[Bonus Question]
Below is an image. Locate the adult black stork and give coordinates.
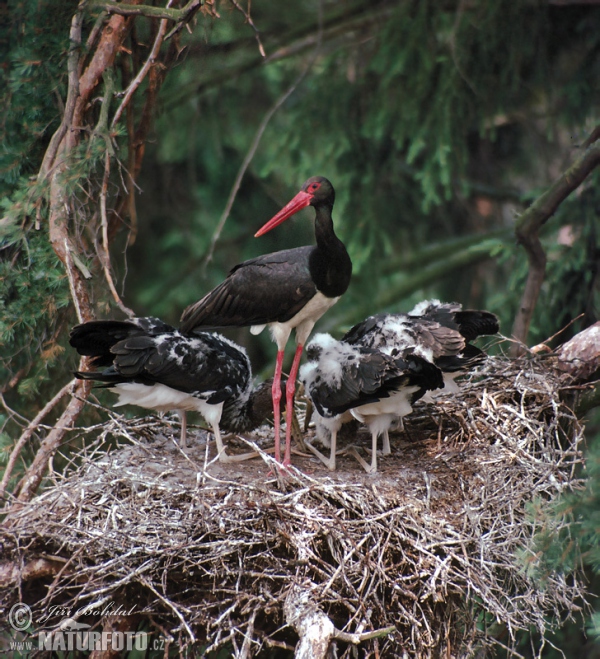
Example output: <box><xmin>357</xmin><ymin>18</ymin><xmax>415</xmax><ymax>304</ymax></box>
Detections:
<box><xmin>180</xmin><ymin>176</ymin><xmax>352</xmax><ymax>468</ymax></box>
<box><xmin>69</xmin><ymin>317</ymin><xmax>274</xmax><ymax>462</ymax></box>
<box><xmin>300</xmin><ymin>333</ymin><xmax>443</xmax><ymax>472</ymax></box>
<box><xmin>342</xmin><ymin>299</ymin><xmax>499</xmax><ymax>403</ymax></box>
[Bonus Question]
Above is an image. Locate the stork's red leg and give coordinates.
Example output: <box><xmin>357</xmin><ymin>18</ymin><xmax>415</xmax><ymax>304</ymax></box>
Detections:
<box><xmin>283</xmin><ymin>343</ymin><xmax>304</xmax><ymax>467</ymax></box>
<box><xmin>272</xmin><ymin>350</ymin><xmax>285</xmax><ymax>463</ymax></box>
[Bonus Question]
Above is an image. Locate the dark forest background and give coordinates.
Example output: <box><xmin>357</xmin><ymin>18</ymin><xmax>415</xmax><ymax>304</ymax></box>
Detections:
<box><xmin>2</xmin><ymin>0</ymin><xmax>600</xmax><ymax>655</ymax></box>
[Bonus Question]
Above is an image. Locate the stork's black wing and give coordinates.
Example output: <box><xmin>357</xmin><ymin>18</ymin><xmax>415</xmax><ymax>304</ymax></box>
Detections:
<box><xmin>69</xmin><ymin>318</ymin><xmax>175</xmax><ymax>367</ymax></box>
<box><xmin>434</xmin><ymin>344</ymin><xmax>486</xmax><ymax>373</ymax></box>
<box><xmin>453</xmin><ymin>310</ymin><xmax>499</xmax><ymax>341</ymax></box>
<box><xmin>307</xmin><ymin>349</ymin><xmax>398</xmax><ymax>417</ymax></box>
<box><xmin>308</xmin><ymin>349</ymin><xmax>443</xmax><ymax>418</ymax></box>
<box><xmin>409</xmin><ymin>302</ymin><xmax>499</xmax><ymax>341</ymax></box>
<box><xmin>180</xmin><ymin>247</ymin><xmax>317</xmax><ymax>333</ymax></box>
<box><xmin>342</xmin><ymin>313</ymin><xmax>466</xmax><ymax>359</ymax></box>
<box><xmin>111</xmin><ymin>332</ymin><xmax>250</xmax><ymax>403</ymax></box>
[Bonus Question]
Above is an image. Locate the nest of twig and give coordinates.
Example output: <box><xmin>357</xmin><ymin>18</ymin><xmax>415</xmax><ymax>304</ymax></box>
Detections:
<box><xmin>0</xmin><ymin>355</ymin><xmax>589</xmax><ymax>658</ymax></box>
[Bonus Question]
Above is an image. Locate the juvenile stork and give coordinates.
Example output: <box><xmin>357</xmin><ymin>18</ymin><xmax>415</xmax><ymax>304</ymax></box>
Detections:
<box><xmin>70</xmin><ymin>317</ymin><xmax>274</xmax><ymax>462</ymax></box>
<box><xmin>300</xmin><ymin>333</ymin><xmax>443</xmax><ymax>472</ymax></box>
<box><xmin>342</xmin><ymin>300</ymin><xmax>499</xmax><ymax>403</ymax></box>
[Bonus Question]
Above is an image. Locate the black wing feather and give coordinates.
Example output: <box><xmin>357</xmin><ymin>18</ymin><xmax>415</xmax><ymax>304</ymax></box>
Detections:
<box><xmin>343</xmin><ymin>313</ymin><xmax>466</xmax><ymax>359</ymax></box>
<box><xmin>343</xmin><ymin>304</ymin><xmax>499</xmax><ymax>361</ymax></box>
<box><xmin>409</xmin><ymin>302</ymin><xmax>499</xmax><ymax>341</ymax></box>
<box><xmin>453</xmin><ymin>310</ymin><xmax>500</xmax><ymax>341</ymax></box>
<box><xmin>180</xmin><ymin>247</ymin><xmax>317</xmax><ymax>332</ymax></box>
<box><xmin>69</xmin><ymin>318</ymin><xmax>175</xmax><ymax>367</ymax></box>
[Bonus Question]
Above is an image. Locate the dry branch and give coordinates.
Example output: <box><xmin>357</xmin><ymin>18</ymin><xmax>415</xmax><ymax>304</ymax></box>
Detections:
<box><xmin>0</xmin><ymin>558</ymin><xmax>66</xmax><ymax>589</ymax></box>
<box><xmin>0</xmin><ymin>379</ymin><xmax>77</xmax><ymax>501</ymax></box>
<box><xmin>38</xmin><ymin>3</ymin><xmax>130</xmax><ymax>511</ymax></box>
<box><xmin>203</xmin><ymin>65</ymin><xmax>315</xmax><ymax>270</ymax></box>
<box><xmin>284</xmin><ymin>583</ymin><xmax>334</xmax><ymax>659</ymax></box>
<box><xmin>12</xmin><ymin>379</ymin><xmax>92</xmax><ymax>505</ymax></box>
<box><xmin>93</xmin><ymin>0</ymin><xmax>202</xmax><ymax>22</ymax></box>
<box><xmin>510</xmin><ymin>130</ymin><xmax>600</xmax><ymax>356</ymax></box>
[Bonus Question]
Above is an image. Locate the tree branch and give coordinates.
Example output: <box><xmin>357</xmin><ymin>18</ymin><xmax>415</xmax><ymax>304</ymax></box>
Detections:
<box><xmin>108</xmin><ymin>19</ymin><xmax>180</xmax><ymax>244</ymax></box>
<box><xmin>510</xmin><ymin>132</ymin><xmax>600</xmax><ymax>356</ymax></box>
<box><xmin>38</xmin><ymin>2</ymin><xmax>86</xmax><ymax>181</ymax></box>
<box><xmin>382</xmin><ymin>228</ymin><xmax>510</xmax><ymax>275</ymax></box>
<box><xmin>165</xmin><ymin>3</ymin><xmax>395</xmax><ymax>111</ymax></box>
<box><xmin>284</xmin><ymin>583</ymin><xmax>334</xmax><ymax>659</ymax></box>
<box><xmin>12</xmin><ymin>380</ymin><xmax>92</xmax><ymax>506</ymax></box>
<box><xmin>0</xmin><ymin>558</ymin><xmax>67</xmax><ymax>588</ymax></box>
<box><xmin>93</xmin><ymin>0</ymin><xmax>203</xmax><ymax>22</ymax></box>
<box><xmin>576</xmin><ymin>383</ymin><xmax>600</xmax><ymax>416</ymax></box>
<box><xmin>333</xmin><ymin>624</ymin><xmax>396</xmax><ymax>644</ymax></box>
<box><xmin>111</xmin><ymin>6</ymin><xmax>170</xmax><ymax>128</ymax></box>
<box><xmin>0</xmin><ymin>380</ymin><xmax>76</xmax><ymax>503</ymax></box>
<box><xmin>202</xmin><ymin>66</ymin><xmax>313</xmax><ymax>271</ymax></box>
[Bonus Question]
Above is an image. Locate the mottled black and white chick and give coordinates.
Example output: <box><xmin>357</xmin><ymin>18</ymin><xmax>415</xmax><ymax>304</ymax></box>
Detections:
<box><xmin>299</xmin><ymin>333</ymin><xmax>443</xmax><ymax>472</ymax></box>
<box><xmin>69</xmin><ymin>317</ymin><xmax>273</xmax><ymax>462</ymax></box>
<box><xmin>342</xmin><ymin>300</ymin><xmax>499</xmax><ymax>406</ymax></box>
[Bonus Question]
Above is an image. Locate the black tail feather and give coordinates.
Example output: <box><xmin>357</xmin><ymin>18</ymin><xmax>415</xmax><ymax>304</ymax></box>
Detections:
<box><xmin>453</xmin><ymin>310</ymin><xmax>499</xmax><ymax>342</ymax></box>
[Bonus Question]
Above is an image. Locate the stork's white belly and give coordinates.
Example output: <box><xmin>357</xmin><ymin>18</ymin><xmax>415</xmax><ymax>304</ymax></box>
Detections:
<box><xmin>252</xmin><ymin>292</ymin><xmax>340</xmax><ymax>350</ymax></box>
<box><xmin>351</xmin><ymin>385</ymin><xmax>419</xmax><ymax>421</ymax></box>
<box><xmin>110</xmin><ymin>382</ymin><xmax>224</xmax><ymax>426</ymax></box>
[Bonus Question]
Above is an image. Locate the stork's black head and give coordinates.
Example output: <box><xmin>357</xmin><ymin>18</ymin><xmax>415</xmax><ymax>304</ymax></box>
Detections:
<box><xmin>255</xmin><ymin>176</ymin><xmax>336</xmax><ymax>237</ymax></box>
<box><xmin>302</xmin><ymin>176</ymin><xmax>335</xmax><ymax>208</ymax></box>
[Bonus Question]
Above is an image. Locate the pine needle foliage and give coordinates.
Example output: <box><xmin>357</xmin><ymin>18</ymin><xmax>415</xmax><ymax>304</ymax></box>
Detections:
<box><xmin>0</xmin><ymin>0</ymin><xmax>72</xmax><ymax>192</ymax></box>
<box><xmin>0</xmin><ymin>1</ymin><xmax>78</xmax><ymax>422</ymax></box>
<box><xmin>525</xmin><ymin>418</ymin><xmax>600</xmax><ymax>650</ymax></box>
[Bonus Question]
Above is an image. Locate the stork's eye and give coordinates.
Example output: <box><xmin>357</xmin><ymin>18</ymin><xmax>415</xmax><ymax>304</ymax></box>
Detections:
<box><xmin>310</xmin><ymin>182</ymin><xmax>320</xmax><ymax>191</ymax></box>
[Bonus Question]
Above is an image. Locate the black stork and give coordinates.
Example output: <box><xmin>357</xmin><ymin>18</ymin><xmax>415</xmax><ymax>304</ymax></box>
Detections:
<box><xmin>180</xmin><ymin>176</ymin><xmax>352</xmax><ymax>468</ymax></box>
<box><xmin>300</xmin><ymin>333</ymin><xmax>443</xmax><ymax>472</ymax></box>
<box><xmin>69</xmin><ymin>317</ymin><xmax>274</xmax><ymax>462</ymax></box>
<box><xmin>342</xmin><ymin>299</ymin><xmax>499</xmax><ymax>402</ymax></box>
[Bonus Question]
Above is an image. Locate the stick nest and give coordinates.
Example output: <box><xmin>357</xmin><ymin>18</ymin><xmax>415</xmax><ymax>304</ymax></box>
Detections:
<box><xmin>0</xmin><ymin>356</ymin><xmax>589</xmax><ymax>657</ymax></box>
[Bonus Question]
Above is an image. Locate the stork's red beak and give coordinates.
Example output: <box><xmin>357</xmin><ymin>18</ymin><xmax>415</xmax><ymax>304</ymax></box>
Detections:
<box><xmin>255</xmin><ymin>190</ymin><xmax>313</xmax><ymax>237</ymax></box>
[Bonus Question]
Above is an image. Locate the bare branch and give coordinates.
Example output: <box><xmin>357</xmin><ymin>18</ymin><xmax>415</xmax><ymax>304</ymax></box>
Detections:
<box><xmin>510</xmin><ymin>130</ymin><xmax>600</xmax><ymax>356</ymax></box>
<box><xmin>93</xmin><ymin>0</ymin><xmax>202</xmax><ymax>22</ymax></box>
<box><xmin>202</xmin><ymin>73</ymin><xmax>309</xmax><ymax>270</ymax></box>
<box><xmin>38</xmin><ymin>2</ymin><xmax>86</xmax><ymax>181</ymax></box>
<box><xmin>12</xmin><ymin>380</ymin><xmax>92</xmax><ymax>506</ymax></box>
<box><xmin>284</xmin><ymin>583</ymin><xmax>334</xmax><ymax>659</ymax></box>
<box><xmin>0</xmin><ymin>380</ymin><xmax>77</xmax><ymax>502</ymax></box>
<box><xmin>111</xmin><ymin>7</ymin><xmax>170</xmax><ymax>128</ymax></box>
<box><xmin>202</xmin><ymin>3</ymin><xmax>324</xmax><ymax>269</ymax></box>
<box><xmin>0</xmin><ymin>557</ymin><xmax>66</xmax><ymax>589</ymax></box>
<box><xmin>100</xmin><ymin>150</ymin><xmax>136</xmax><ymax>316</ymax></box>
<box><xmin>0</xmin><ymin>356</ymin><xmax>587</xmax><ymax>656</ymax></box>
<box><xmin>333</xmin><ymin>624</ymin><xmax>397</xmax><ymax>644</ymax></box>
<box><xmin>229</xmin><ymin>0</ymin><xmax>266</xmax><ymax>57</ymax></box>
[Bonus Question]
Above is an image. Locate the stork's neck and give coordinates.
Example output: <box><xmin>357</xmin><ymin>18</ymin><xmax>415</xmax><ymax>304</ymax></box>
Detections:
<box><xmin>314</xmin><ymin>203</ymin><xmax>337</xmax><ymax>248</ymax></box>
<box><xmin>310</xmin><ymin>204</ymin><xmax>352</xmax><ymax>298</ymax></box>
